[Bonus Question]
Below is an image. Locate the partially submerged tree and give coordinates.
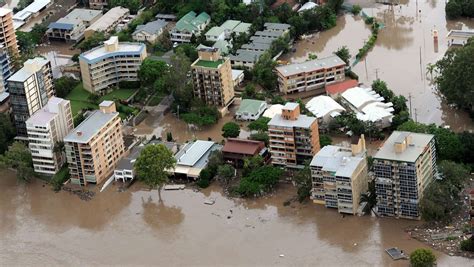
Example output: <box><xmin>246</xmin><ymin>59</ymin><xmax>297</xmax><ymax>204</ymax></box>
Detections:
<box><xmin>0</xmin><ymin>142</ymin><xmax>34</xmax><ymax>182</ymax></box>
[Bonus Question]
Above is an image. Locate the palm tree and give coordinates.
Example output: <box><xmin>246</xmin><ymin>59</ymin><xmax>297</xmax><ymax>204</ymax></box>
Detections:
<box><xmin>426</xmin><ymin>63</ymin><xmax>437</xmax><ymax>80</ymax></box>
<box><xmin>360</xmin><ymin>180</ymin><xmax>377</xmax><ymax>215</ymax></box>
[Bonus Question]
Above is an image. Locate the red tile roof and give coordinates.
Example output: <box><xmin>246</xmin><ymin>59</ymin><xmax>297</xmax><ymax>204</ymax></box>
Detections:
<box><xmin>326</xmin><ymin>79</ymin><xmax>358</xmax><ymax>95</ymax></box>
<box><xmin>222</xmin><ymin>138</ymin><xmax>265</xmax><ymax>155</ymax></box>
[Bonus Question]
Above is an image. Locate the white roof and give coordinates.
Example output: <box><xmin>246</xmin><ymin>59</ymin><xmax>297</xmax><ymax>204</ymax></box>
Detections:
<box><xmin>86</xmin><ymin>6</ymin><xmax>129</xmax><ymax>32</ymax></box>
<box><xmin>342</xmin><ymin>86</ymin><xmax>394</xmax><ymax>123</ymax></box>
<box><xmin>13</xmin><ymin>0</ymin><xmax>51</xmax><ymax>21</ymax></box>
<box><xmin>275</xmin><ymin>55</ymin><xmax>345</xmax><ymax>77</ymax></box>
<box><xmin>375</xmin><ymin>131</ymin><xmax>435</xmax><ymax>162</ymax></box>
<box><xmin>176</xmin><ymin>140</ymin><xmax>214</xmax><ymax>167</ymax></box>
<box><xmin>268</xmin><ymin>112</ymin><xmax>316</xmax><ymax>129</ymax></box>
<box><xmin>298</xmin><ymin>2</ymin><xmax>318</xmax><ymax>12</ymax></box>
<box><xmin>310</xmin><ymin>145</ymin><xmax>365</xmax><ymax>178</ymax></box>
<box><xmin>263</xmin><ymin>104</ymin><xmax>284</xmax><ymax>118</ymax></box>
<box><xmin>0</xmin><ymin>8</ymin><xmax>12</xmax><ymax>17</ymax></box>
<box><xmin>306</xmin><ymin>95</ymin><xmax>345</xmax><ymax>118</ymax></box>
<box><xmin>231</xmin><ymin>69</ymin><xmax>244</xmax><ymax>81</ymax></box>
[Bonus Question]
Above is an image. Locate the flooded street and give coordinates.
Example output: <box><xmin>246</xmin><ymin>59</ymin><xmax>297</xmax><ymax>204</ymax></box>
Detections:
<box><xmin>1</xmin><ymin>170</ymin><xmax>472</xmax><ymax>266</ymax></box>
<box><xmin>281</xmin><ymin>0</ymin><xmax>474</xmax><ymax>132</ymax></box>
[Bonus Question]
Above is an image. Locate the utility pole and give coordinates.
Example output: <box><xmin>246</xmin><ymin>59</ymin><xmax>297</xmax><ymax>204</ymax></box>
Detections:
<box><xmin>414</xmin><ymin>108</ymin><xmax>418</xmax><ymax>123</ymax></box>
<box><xmin>375</xmin><ymin>68</ymin><xmax>379</xmax><ymax>80</ymax></box>
<box><xmin>419</xmin><ymin>46</ymin><xmax>423</xmax><ymax>81</ymax></box>
<box><xmin>177</xmin><ymin>105</ymin><xmax>180</xmax><ymax>120</ymax></box>
<box><xmin>408</xmin><ymin>93</ymin><xmax>413</xmax><ymax>119</ymax></box>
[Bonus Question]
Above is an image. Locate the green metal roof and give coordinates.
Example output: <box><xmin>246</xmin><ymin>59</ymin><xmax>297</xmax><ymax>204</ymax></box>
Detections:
<box><xmin>194</xmin><ymin>59</ymin><xmax>224</xmax><ymax>68</ymax></box>
<box><xmin>221</xmin><ymin>20</ymin><xmax>241</xmax><ymax>30</ymax></box>
<box><xmin>213</xmin><ymin>40</ymin><xmax>230</xmax><ymax>54</ymax></box>
<box><xmin>237</xmin><ymin>99</ymin><xmax>266</xmax><ymax>115</ymax></box>
<box><xmin>205</xmin><ymin>26</ymin><xmax>225</xmax><ymax>37</ymax></box>
<box><xmin>175</xmin><ymin>11</ymin><xmax>209</xmax><ymax>32</ymax></box>
<box><xmin>233</xmin><ymin>22</ymin><xmax>251</xmax><ymax>33</ymax></box>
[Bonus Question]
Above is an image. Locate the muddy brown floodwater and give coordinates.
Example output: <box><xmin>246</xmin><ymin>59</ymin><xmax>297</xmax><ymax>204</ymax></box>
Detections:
<box><xmin>1</xmin><ymin>170</ymin><xmax>472</xmax><ymax>266</ymax></box>
<box><xmin>281</xmin><ymin>0</ymin><xmax>474</xmax><ymax>132</ymax></box>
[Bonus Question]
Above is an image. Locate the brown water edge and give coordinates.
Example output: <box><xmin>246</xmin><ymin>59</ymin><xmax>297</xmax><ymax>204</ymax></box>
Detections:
<box><xmin>281</xmin><ymin>1</ymin><xmax>474</xmax><ymax>132</ymax></box>
<box><xmin>1</xmin><ymin>170</ymin><xmax>472</xmax><ymax>266</ymax></box>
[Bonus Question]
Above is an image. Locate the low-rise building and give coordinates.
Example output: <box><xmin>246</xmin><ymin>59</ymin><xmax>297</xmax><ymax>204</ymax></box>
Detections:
<box><xmin>26</xmin><ymin>97</ymin><xmax>73</xmax><ymax>175</ymax></box>
<box><xmin>306</xmin><ymin>95</ymin><xmax>345</xmax><ymax>126</ymax></box>
<box><xmin>12</xmin><ymin>0</ymin><xmax>51</xmax><ymax>30</ymax></box>
<box><xmin>447</xmin><ymin>30</ymin><xmax>474</xmax><ymax>46</ymax></box>
<box><xmin>88</xmin><ymin>0</ymin><xmax>107</xmax><ymax>10</ymax></box>
<box><xmin>374</xmin><ymin>131</ymin><xmax>437</xmax><ymax>220</ymax></box>
<box><xmin>191</xmin><ymin>48</ymin><xmax>235</xmax><ymax>110</ymax></box>
<box><xmin>205</xmin><ymin>19</ymin><xmax>251</xmax><ymax>42</ymax></box>
<box><xmin>47</xmin><ymin>8</ymin><xmax>102</xmax><ymax>42</ymax></box>
<box><xmin>132</xmin><ymin>19</ymin><xmax>168</xmax><ymax>43</ymax></box>
<box><xmin>8</xmin><ymin>57</ymin><xmax>53</xmax><ymax>137</ymax></box>
<box><xmin>268</xmin><ymin>102</ymin><xmax>320</xmax><ymax>168</ymax></box>
<box><xmin>231</xmin><ymin>69</ymin><xmax>244</xmax><ymax>87</ymax></box>
<box><xmin>79</xmin><ymin>36</ymin><xmax>147</xmax><ymax>94</ymax></box>
<box><xmin>341</xmin><ymin>86</ymin><xmax>394</xmax><ymax>128</ymax></box>
<box><xmin>155</xmin><ymin>14</ymin><xmax>177</xmax><ymax>22</ymax></box>
<box><xmin>222</xmin><ymin>138</ymin><xmax>269</xmax><ymax>167</ymax></box>
<box><xmin>64</xmin><ymin>101</ymin><xmax>125</xmax><ymax>186</ymax></box>
<box><xmin>310</xmin><ymin>135</ymin><xmax>368</xmax><ymax>214</ymax></box>
<box><xmin>235</xmin><ymin>99</ymin><xmax>267</xmax><ymax>121</ymax></box>
<box><xmin>84</xmin><ymin>6</ymin><xmax>130</xmax><ymax>39</ymax></box>
<box><xmin>297</xmin><ymin>2</ymin><xmax>318</xmax><ymax>13</ymax></box>
<box><xmin>205</xmin><ymin>26</ymin><xmax>226</xmax><ymax>42</ymax></box>
<box><xmin>171</xmin><ymin>11</ymin><xmax>210</xmax><ymax>43</ymax></box>
<box><xmin>275</xmin><ymin>55</ymin><xmax>346</xmax><ymax>95</ymax></box>
<box><xmin>170</xmin><ymin>140</ymin><xmax>222</xmax><ymax>179</ymax></box>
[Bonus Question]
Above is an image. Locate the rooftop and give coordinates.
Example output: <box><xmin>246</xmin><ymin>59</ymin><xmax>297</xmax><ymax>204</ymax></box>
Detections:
<box><xmin>8</xmin><ymin>57</ymin><xmax>49</xmax><ymax>82</ymax></box>
<box><xmin>116</xmin><ymin>146</ymin><xmax>144</xmax><ymax>170</ymax></box>
<box><xmin>231</xmin><ymin>69</ymin><xmax>244</xmax><ymax>80</ymax></box>
<box><xmin>230</xmin><ymin>50</ymin><xmax>264</xmax><ymax>63</ymax></box>
<box><xmin>374</xmin><ymin>131</ymin><xmax>435</xmax><ymax>162</ymax></box>
<box><xmin>298</xmin><ymin>2</ymin><xmax>318</xmax><ymax>12</ymax></box>
<box><xmin>86</xmin><ymin>6</ymin><xmax>129</xmax><ymax>32</ymax></box>
<box><xmin>175</xmin><ymin>11</ymin><xmax>210</xmax><ymax>32</ymax></box>
<box><xmin>268</xmin><ymin>112</ymin><xmax>316</xmax><ymax>128</ymax></box>
<box><xmin>13</xmin><ymin>0</ymin><xmax>51</xmax><ymax>22</ymax></box>
<box><xmin>250</xmin><ymin>36</ymin><xmax>275</xmax><ymax>44</ymax></box>
<box><xmin>241</xmin><ymin>42</ymin><xmax>271</xmax><ymax>51</ymax></box>
<box><xmin>284</xmin><ymin>102</ymin><xmax>299</xmax><ymax>110</ymax></box>
<box><xmin>222</xmin><ymin>138</ymin><xmax>265</xmax><ymax>155</ymax></box>
<box><xmin>79</xmin><ymin>37</ymin><xmax>145</xmax><ymax>64</ymax></box>
<box><xmin>64</xmin><ymin>109</ymin><xmax>118</xmax><ymax>144</ymax></box>
<box><xmin>133</xmin><ymin>19</ymin><xmax>168</xmax><ymax>35</ymax></box>
<box><xmin>310</xmin><ymin>145</ymin><xmax>365</xmax><ymax>178</ymax></box>
<box><xmin>341</xmin><ymin>86</ymin><xmax>394</xmax><ymax>122</ymax></box>
<box><xmin>49</xmin><ymin>8</ymin><xmax>101</xmax><ymax>29</ymax></box>
<box><xmin>326</xmin><ymin>79</ymin><xmax>358</xmax><ymax>95</ymax></box>
<box><xmin>175</xmin><ymin>140</ymin><xmax>215</xmax><ymax>167</ymax></box>
<box><xmin>263</xmin><ymin>104</ymin><xmax>284</xmax><ymax>118</ymax></box>
<box><xmin>221</xmin><ymin>20</ymin><xmax>241</xmax><ymax>31</ymax></box>
<box><xmin>205</xmin><ymin>26</ymin><xmax>225</xmax><ymax>37</ymax></box>
<box><xmin>0</xmin><ymin>8</ymin><xmax>11</xmax><ymax>17</ymax></box>
<box><xmin>447</xmin><ymin>29</ymin><xmax>474</xmax><ymax>38</ymax></box>
<box><xmin>306</xmin><ymin>95</ymin><xmax>345</xmax><ymax>118</ymax></box>
<box><xmin>276</xmin><ymin>55</ymin><xmax>345</xmax><ymax>77</ymax></box>
<box><xmin>255</xmin><ymin>30</ymin><xmax>284</xmax><ymax>38</ymax></box>
<box><xmin>236</xmin><ymin>99</ymin><xmax>266</xmax><ymax>115</ymax></box>
<box><xmin>193</xmin><ymin>59</ymin><xmax>225</xmax><ymax>68</ymax></box>
<box><xmin>233</xmin><ymin>22</ymin><xmax>251</xmax><ymax>33</ymax></box>
<box><xmin>264</xmin><ymin>22</ymin><xmax>291</xmax><ymax>31</ymax></box>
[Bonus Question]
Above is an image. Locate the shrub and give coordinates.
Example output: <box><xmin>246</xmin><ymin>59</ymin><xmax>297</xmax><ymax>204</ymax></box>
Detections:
<box><xmin>409</xmin><ymin>248</ymin><xmax>436</xmax><ymax>267</ymax></box>
<box><xmin>197</xmin><ymin>178</ymin><xmax>210</xmax><ymax>188</ymax></box>
<box><xmin>460</xmin><ymin>238</ymin><xmax>474</xmax><ymax>252</ymax></box>
<box><xmin>351</xmin><ymin>4</ymin><xmax>362</xmax><ymax>15</ymax></box>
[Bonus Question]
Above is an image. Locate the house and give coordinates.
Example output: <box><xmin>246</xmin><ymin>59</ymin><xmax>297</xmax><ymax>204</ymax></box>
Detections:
<box><xmin>132</xmin><ymin>19</ymin><xmax>168</xmax><ymax>43</ymax></box>
<box><xmin>447</xmin><ymin>30</ymin><xmax>474</xmax><ymax>46</ymax></box>
<box><xmin>171</xmin><ymin>11</ymin><xmax>210</xmax><ymax>43</ymax></box>
<box><xmin>341</xmin><ymin>86</ymin><xmax>394</xmax><ymax>128</ymax></box>
<box><xmin>222</xmin><ymin>138</ymin><xmax>269</xmax><ymax>167</ymax></box>
<box><xmin>231</xmin><ymin>69</ymin><xmax>244</xmax><ymax>87</ymax></box>
<box><xmin>235</xmin><ymin>99</ymin><xmax>267</xmax><ymax>121</ymax></box>
<box><xmin>12</xmin><ymin>0</ymin><xmax>51</xmax><ymax>29</ymax></box>
<box><xmin>84</xmin><ymin>6</ymin><xmax>130</xmax><ymax>39</ymax></box>
<box><xmin>47</xmin><ymin>9</ymin><xmax>102</xmax><ymax>42</ymax></box>
<box><xmin>306</xmin><ymin>95</ymin><xmax>345</xmax><ymax>126</ymax></box>
<box><xmin>170</xmin><ymin>140</ymin><xmax>222</xmax><ymax>179</ymax></box>
<box><xmin>298</xmin><ymin>2</ymin><xmax>318</xmax><ymax>13</ymax></box>
<box><xmin>155</xmin><ymin>14</ymin><xmax>177</xmax><ymax>22</ymax></box>
<box><xmin>205</xmin><ymin>26</ymin><xmax>226</xmax><ymax>42</ymax></box>
<box><xmin>262</xmin><ymin>104</ymin><xmax>284</xmax><ymax>119</ymax></box>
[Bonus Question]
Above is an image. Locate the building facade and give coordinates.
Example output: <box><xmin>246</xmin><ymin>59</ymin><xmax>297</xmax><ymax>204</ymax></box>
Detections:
<box><xmin>64</xmin><ymin>101</ymin><xmax>125</xmax><ymax>186</ymax></box>
<box><xmin>79</xmin><ymin>36</ymin><xmax>147</xmax><ymax>93</ymax></box>
<box><xmin>84</xmin><ymin>7</ymin><xmax>130</xmax><ymax>39</ymax></box>
<box><xmin>268</xmin><ymin>102</ymin><xmax>320</xmax><ymax>168</ymax></box>
<box><xmin>275</xmin><ymin>55</ymin><xmax>346</xmax><ymax>95</ymax></box>
<box><xmin>191</xmin><ymin>48</ymin><xmax>235</xmax><ymax>109</ymax></box>
<box><xmin>132</xmin><ymin>19</ymin><xmax>168</xmax><ymax>43</ymax></box>
<box><xmin>374</xmin><ymin>131</ymin><xmax>437</xmax><ymax>220</ymax></box>
<box><xmin>47</xmin><ymin>9</ymin><xmax>102</xmax><ymax>42</ymax></box>
<box><xmin>8</xmin><ymin>57</ymin><xmax>53</xmax><ymax>137</ymax></box>
<box><xmin>0</xmin><ymin>8</ymin><xmax>19</xmax><ymax>56</ymax></box>
<box><xmin>170</xmin><ymin>11</ymin><xmax>210</xmax><ymax>43</ymax></box>
<box><xmin>88</xmin><ymin>0</ymin><xmax>107</xmax><ymax>9</ymax></box>
<box><xmin>222</xmin><ymin>138</ymin><xmax>269</xmax><ymax>167</ymax></box>
<box><xmin>26</xmin><ymin>97</ymin><xmax>74</xmax><ymax>175</ymax></box>
<box><xmin>310</xmin><ymin>136</ymin><xmax>368</xmax><ymax>215</ymax></box>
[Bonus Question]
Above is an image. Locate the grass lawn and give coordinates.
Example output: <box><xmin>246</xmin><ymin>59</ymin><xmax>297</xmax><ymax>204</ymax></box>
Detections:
<box><xmin>65</xmin><ymin>83</ymin><xmax>138</xmax><ymax>117</ymax></box>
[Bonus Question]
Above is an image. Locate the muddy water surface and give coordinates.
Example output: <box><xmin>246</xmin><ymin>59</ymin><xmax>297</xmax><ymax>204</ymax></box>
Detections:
<box><xmin>1</xmin><ymin>170</ymin><xmax>472</xmax><ymax>266</ymax></box>
<box><xmin>281</xmin><ymin>1</ymin><xmax>474</xmax><ymax>131</ymax></box>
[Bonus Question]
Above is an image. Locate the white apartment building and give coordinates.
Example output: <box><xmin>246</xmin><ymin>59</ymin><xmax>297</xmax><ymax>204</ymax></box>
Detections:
<box><xmin>26</xmin><ymin>97</ymin><xmax>74</xmax><ymax>175</ymax></box>
<box><xmin>8</xmin><ymin>57</ymin><xmax>54</xmax><ymax>137</ymax></box>
<box><xmin>79</xmin><ymin>36</ymin><xmax>147</xmax><ymax>93</ymax></box>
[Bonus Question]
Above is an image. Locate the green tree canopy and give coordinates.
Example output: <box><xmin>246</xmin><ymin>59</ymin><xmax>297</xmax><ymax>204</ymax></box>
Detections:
<box><xmin>54</xmin><ymin>76</ymin><xmax>80</xmax><ymax>98</ymax></box>
<box><xmin>217</xmin><ymin>164</ymin><xmax>235</xmax><ymax>185</ymax></box>
<box><xmin>334</xmin><ymin>46</ymin><xmax>351</xmax><ymax>65</ymax></box>
<box><xmin>319</xmin><ymin>134</ymin><xmax>332</xmax><ymax>148</ymax></box>
<box><xmin>0</xmin><ymin>114</ymin><xmax>15</xmax><ymax>154</ymax></box>
<box><xmin>0</xmin><ymin>142</ymin><xmax>34</xmax><ymax>182</ymax></box>
<box><xmin>138</xmin><ymin>59</ymin><xmax>169</xmax><ymax>86</ymax></box>
<box><xmin>250</xmin><ymin>132</ymin><xmax>269</xmax><ymax>146</ymax></box>
<box><xmin>252</xmin><ymin>52</ymin><xmax>278</xmax><ymax>91</ymax></box>
<box><xmin>248</xmin><ymin>116</ymin><xmax>270</xmax><ymax>132</ymax></box>
<box><xmin>409</xmin><ymin>248</ymin><xmax>436</xmax><ymax>267</ymax></box>
<box><xmin>222</xmin><ymin>122</ymin><xmax>240</xmax><ymax>138</ymax></box>
<box><xmin>135</xmin><ymin>144</ymin><xmax>176</xmax><ymax>200</ymax></box>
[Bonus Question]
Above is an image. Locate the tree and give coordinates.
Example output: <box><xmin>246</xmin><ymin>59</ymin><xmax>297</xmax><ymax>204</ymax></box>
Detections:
<box><xmin>248</xmin><ymin>117</ymin><xmax>270</xmax><ymax>132</ymax></box>
<box><xmin>435</xmin><ymin>39</ymin><xmax>474</xmax><ymax>116</ymax></box>
<box><xmin>351</xmin><ymin>4</ymin><xmax>362</xmax><ymax>15</ymax></box>
<box><xmin>294</xmin><ymin>163</ymin><xmax>311</xmax><ymax>202</ymax></box>
<box><xmin>222</xmin><ymin>122</ymin><xmax>240</xmax><ymax>138</ymax></box>
<box><xmin>54</xmin><ymin>76</ymin><xmax>79</xmax><ymax>98</ymax></box>
<box><xmin>78</xmin><ymin>32</ymin><xmax>106</xmax><ymax>51</ymax></box>
<box><xmin>409</xmin><ymin>248</ymin><xmax>436</xmax><ymax>267</ymax></box>
<box><xmin>250</xmin><ymin>132</ymin><xmax>269</xmax><ymax>146</ymax></box>
<box><xmin>319</xmin><ymin>134</ymin><xmax>332</xmax><ymax>148</ymax></box>
<box><xmin>134</xmin><ymin>144</ymin><xmax>176</xmax><ymax>201</ymax></box>
<box><xmin>460</xmin><ymin>238</ymin><xmax>474</xmax><ymax>252</ymax></box>
<box><xmin>307</xmin><ymin>53</ymin><xmax>318</xmax><ymax>60</ymax></box>
<box><xmin>174</xmin><ymin>44</ymin><xmax>198</xmax><ymax>62</ymax></box>
<box><xmin>425</xmin><ymin>63</ymin><xmax>437</xmax><ymax>80</ymax></box>
<box><xmin>0</xmin><ymin>142</ymin><xmax>34</xmax><ymax>183</ymax></box>
<box><xmin>139</xmin><ymin>59</ymin><xmax>169</xmax><ymax>87</ymax></box>
<box><xmin>53</xmin><ymin>141</ymin><xmax>65</xmax><ymax>154</ymax></box>
<box><xmin>334</xmin><ymin>46</ymin><xmax>351</xmax><ymax>65</ymax></box>
<box><xmin>252</xmin><ymin>52</ymin><xmax>278</xmax><ymax>91</ymax></box>
<box><xmin>0</xmin><ymin>113</ymin><xmax>15</xmax><ymax>154</ymax></box>
<box><xmin>243</xmin><ymin>155</ymin><xmax>264</xmax><ymax>176</ymax></box>
<box><xmin>182</xmin><ymin>105</ymin><xmax>219</xmax><ymax>127</ymax></box>
<box><xmin>217</xmin><ymin>164</ymin><xmax>235</xmax><ymax>185</ymax></box>
<box><xmin>88</xmin><ymin>94</ymin><xmax>100</xmax><ymax>104</ymax></box>
<box><xmin>109</xmin><ymin>0</ymin><xmax>141</xmax><ymax>14</ymax></box>
<box><xmin>445</xmin><ymin>0</ymin><xmax>463</xmax><ymax>19</ymax></box>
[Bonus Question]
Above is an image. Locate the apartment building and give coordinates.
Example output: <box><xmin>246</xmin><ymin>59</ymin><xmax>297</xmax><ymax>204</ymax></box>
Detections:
<box><xmin>79</xmin><ymin>36</ymin><xmax>147</xmax><ymax>94</ymax></box>
<box><xmin>84</xmin><ymin>7</ymin><xmax>130</xmax><ymax>39</ymax></box>
<box><xmin>170</xmin><ymin>11</ymin><xmax>210</xmax><ymax>43</ymax></box>
<box><xmin>374</xmin><ymin>131</ymin><xmax>437</xmax><ymax>220</ymax></box>
<box><xmin>88</xmin><ymin>0</ymin><xmax>107</xmax><ymax>10</ymax></box>
<box><xmin>0</xmin><ymin>45</ymin><xmax>12</xmax><ymax>92</ymax></box>
<box><xmin>26</xmin><ymin>97</ymin><xmax>74</xmax><ymax>175</ymax></box>
<box><xmin>8</xmin><ymin>57</ymin><xmax>53</xmax><ymax>137</ymax></box>
<box><xmin>0</xmin><ymin>8</ymin><xmax>19</xmax><ymax>56</ymax></box>
<box><xmin>47</xmin><ymin>8</ymin><xmax>102</xmax><ymax>42</ymax></box>
<box><xmin>191</xmin><ymin>47</ymin><xmax>235</xmax><ymax>110</ymax></box>
<box><xmin>275</xmin><ymin>55</ymin><xmax>346</xmax><ymax>95</ymax></box>
<box><xmin>64</xmin><ymin>101</ymin><xmax>125</xmax><ymax>186</ymax></box>
<box><xmin>268</xmin><ymin>102</ymin><xmax>320</xmax><ymax>168</ymax></box>
<box><xmin>310</xmin><ymin>136</ymin><xmax>368</xmax><ymax>215</ymax></box>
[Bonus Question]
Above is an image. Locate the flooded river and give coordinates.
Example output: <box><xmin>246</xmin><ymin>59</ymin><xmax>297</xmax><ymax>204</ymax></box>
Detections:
<box><xmin>281</xmin><ymin>0</ymin><xmax>474</xmax><ymax>132</ymax></box>
<box><xmin>1</xmin><ymin>170</ymin><xmax>472</xmax><ymax>266</ymax></box>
